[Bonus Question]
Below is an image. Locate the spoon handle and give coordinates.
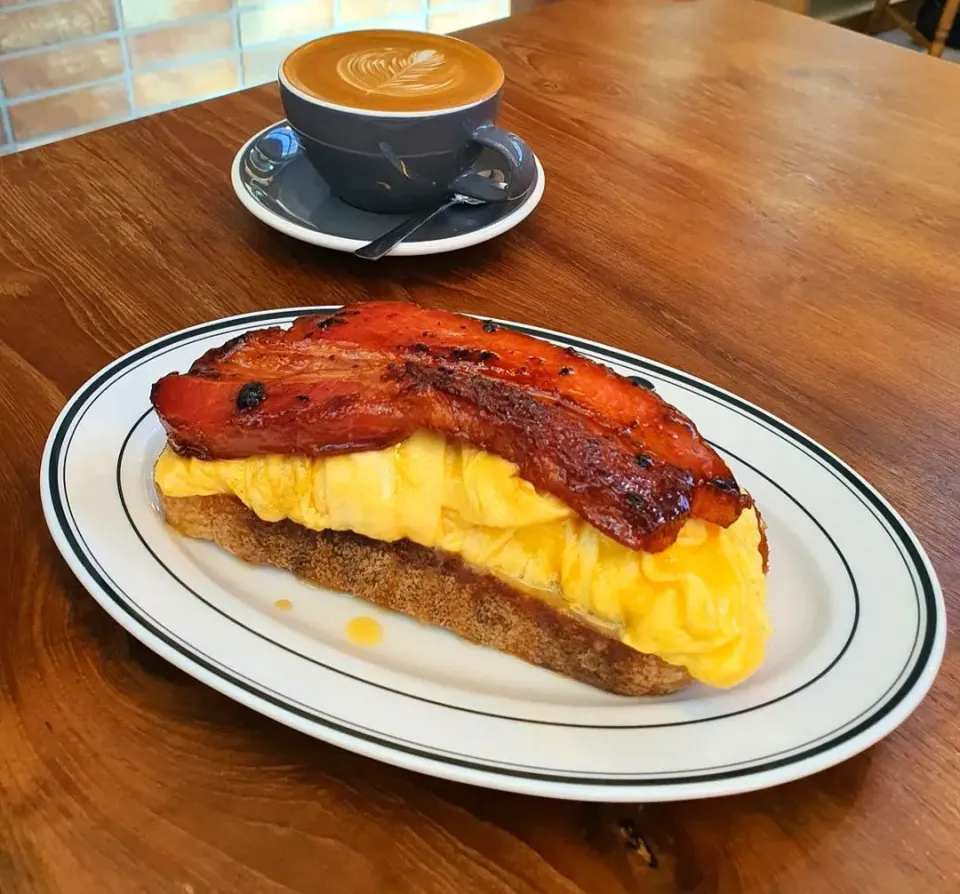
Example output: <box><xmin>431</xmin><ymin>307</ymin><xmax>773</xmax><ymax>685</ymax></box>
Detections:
<box><xmin>354</xmin><ymin>197</ymin><xmax>458</xmax><ymax>261</ymax></box>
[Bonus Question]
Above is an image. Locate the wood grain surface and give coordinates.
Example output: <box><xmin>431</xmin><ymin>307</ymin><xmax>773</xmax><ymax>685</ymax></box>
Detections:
<box><xmin>2</xmin><ymin>1</ymin><xmax>959</xmax><ymax>891</ymax></box>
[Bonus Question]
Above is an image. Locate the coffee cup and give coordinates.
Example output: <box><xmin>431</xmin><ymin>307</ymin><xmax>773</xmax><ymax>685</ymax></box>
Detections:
<box><xmin>279</xmin><ymin>30</ymin><xmax>529</xmax><ymax>214</ymax></box>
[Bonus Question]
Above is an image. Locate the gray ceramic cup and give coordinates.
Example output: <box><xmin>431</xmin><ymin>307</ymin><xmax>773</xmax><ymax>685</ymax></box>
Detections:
<box><xmin>278</xmin><ymin>40</ymin><xmax>528</xmax><ymax>215</ymax></box>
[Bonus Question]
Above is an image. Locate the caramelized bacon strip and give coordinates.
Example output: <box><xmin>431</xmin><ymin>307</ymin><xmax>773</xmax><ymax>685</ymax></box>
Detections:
<box><xmin>151</xmin><ymin>302</ymin><xmax>749</xmax><ymax>553</ymax></box>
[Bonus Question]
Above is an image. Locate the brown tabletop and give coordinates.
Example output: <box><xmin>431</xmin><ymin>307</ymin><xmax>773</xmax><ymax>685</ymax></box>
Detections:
<box><xmin>2</xmin><ymin>1</ymin><xmax>959</xmax><ymax>891</ymax></box>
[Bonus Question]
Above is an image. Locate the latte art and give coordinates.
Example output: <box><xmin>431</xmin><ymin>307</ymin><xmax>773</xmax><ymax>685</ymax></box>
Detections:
<box><xmin>282</xmin><ymin>30</ymin><xmax>503</xmax><ymax>113</ymax></box>
<box><xmin>336</xmin><ymin>48</ymin><xmax>466</xmax><ymax>97</ymax></box>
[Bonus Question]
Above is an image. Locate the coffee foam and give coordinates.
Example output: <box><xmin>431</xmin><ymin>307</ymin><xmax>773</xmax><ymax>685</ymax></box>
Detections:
<box><xmin>283</xmin><ymin>30</ymin><xmax>503</xmax><ymax>113</ymax></box>
<box><xmin>336</xmin><ymin>48</ymin><xmax>464</xmax><ymax>98</ymax></box>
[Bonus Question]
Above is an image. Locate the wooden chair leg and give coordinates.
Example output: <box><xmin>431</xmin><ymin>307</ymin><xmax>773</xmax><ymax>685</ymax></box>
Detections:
<box><xmin>930</xmin><ymin>0</ymin><xmax>960</xmax><ymax>56</ymax></box>
<box><xmin>868</xmin><ymin>0</ymin><xmax>893</xmax><ymax>35</ymax></box>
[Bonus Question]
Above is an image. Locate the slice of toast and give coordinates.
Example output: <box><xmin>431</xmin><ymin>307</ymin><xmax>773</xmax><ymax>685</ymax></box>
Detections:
<box><xmin>159</xmin><ymin>493</ymin><xmax>692</xmax><ymax>696</ymax></box>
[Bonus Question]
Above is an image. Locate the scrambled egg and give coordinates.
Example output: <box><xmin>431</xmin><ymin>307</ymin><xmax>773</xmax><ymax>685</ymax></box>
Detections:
<box><xmin>154</xmin><ymin>430</ymin><xmax>770</xmax><ymax>687</ymax></box>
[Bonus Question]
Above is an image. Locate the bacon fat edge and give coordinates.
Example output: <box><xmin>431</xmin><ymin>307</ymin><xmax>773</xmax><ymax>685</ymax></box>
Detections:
<box><xmin>150</xmin><ymin>301</ymin><xmax>751</xmax><ymax>554</ymax></box>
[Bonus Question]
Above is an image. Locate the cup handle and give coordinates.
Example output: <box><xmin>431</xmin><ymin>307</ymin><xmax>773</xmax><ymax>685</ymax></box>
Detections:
<box><xmin>451</xmin><ymin>124</ymin><xmax>536</xmax><ymax>202</ymax></box>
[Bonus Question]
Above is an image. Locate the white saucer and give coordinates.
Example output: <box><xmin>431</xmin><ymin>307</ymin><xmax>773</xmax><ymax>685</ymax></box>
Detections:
<box><xmin>231</xmin><ymin>121</ymin><xmax>545</xmax><ymax>256</ymax></box>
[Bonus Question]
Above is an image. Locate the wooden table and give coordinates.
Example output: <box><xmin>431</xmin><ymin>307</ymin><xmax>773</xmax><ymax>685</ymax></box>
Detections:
<box><xmin>2</xmin><ymin>1</ymin><xmax>958</xmax><ymax>890</ymax></box>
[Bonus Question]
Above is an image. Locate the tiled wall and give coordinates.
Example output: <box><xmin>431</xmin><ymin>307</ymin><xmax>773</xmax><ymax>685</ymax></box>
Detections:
<box><xmin>0</xmin><ymin>0</ymin><xmax>511</xmax><ymax>153</ymax></box>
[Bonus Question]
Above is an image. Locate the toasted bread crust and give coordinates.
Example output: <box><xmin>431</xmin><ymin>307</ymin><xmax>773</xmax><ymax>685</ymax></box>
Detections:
<box><xmin>159</xmin><ymin>493</ymin><xmax>691</xmax><ymax>696</ymax></box>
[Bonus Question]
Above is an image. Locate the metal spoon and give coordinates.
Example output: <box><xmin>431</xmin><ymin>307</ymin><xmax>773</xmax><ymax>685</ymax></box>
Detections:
<box><xmin>354</xmin><ymin>193</ymin><xmax>486</xmax><ymax>261</ymax></box>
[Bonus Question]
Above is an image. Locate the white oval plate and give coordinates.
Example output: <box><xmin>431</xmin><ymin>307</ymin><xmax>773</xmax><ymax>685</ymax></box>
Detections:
<box><xmin>40</xmin><ymin>309</ymin><xmax>945</xmax><ymax>801</ymax></box>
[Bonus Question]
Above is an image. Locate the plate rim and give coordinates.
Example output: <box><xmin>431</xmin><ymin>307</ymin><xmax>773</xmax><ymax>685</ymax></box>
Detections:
<box><xmin>40</xmin><ymin>307</ymin><xmax>946</xmax><ymax>801</ymax></box>
<box><xmin>230</xmin><ymin>121</ymin><xmax>545</xmax><ymax>256</ymax></box>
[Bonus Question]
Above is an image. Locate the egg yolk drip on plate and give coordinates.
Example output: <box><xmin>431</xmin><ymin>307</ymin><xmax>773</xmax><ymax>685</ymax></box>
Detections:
<box><xmin>154</xmin><ymin>430</ymin><xmax>770</xmax><ymax>687</ymax></box>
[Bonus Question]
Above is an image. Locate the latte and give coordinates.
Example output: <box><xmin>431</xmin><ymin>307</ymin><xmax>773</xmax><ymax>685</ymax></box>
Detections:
<box><xmin>282</xmin><ymin>30</ymin><xmax>504</xmax><ymax>113</ymax></box>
